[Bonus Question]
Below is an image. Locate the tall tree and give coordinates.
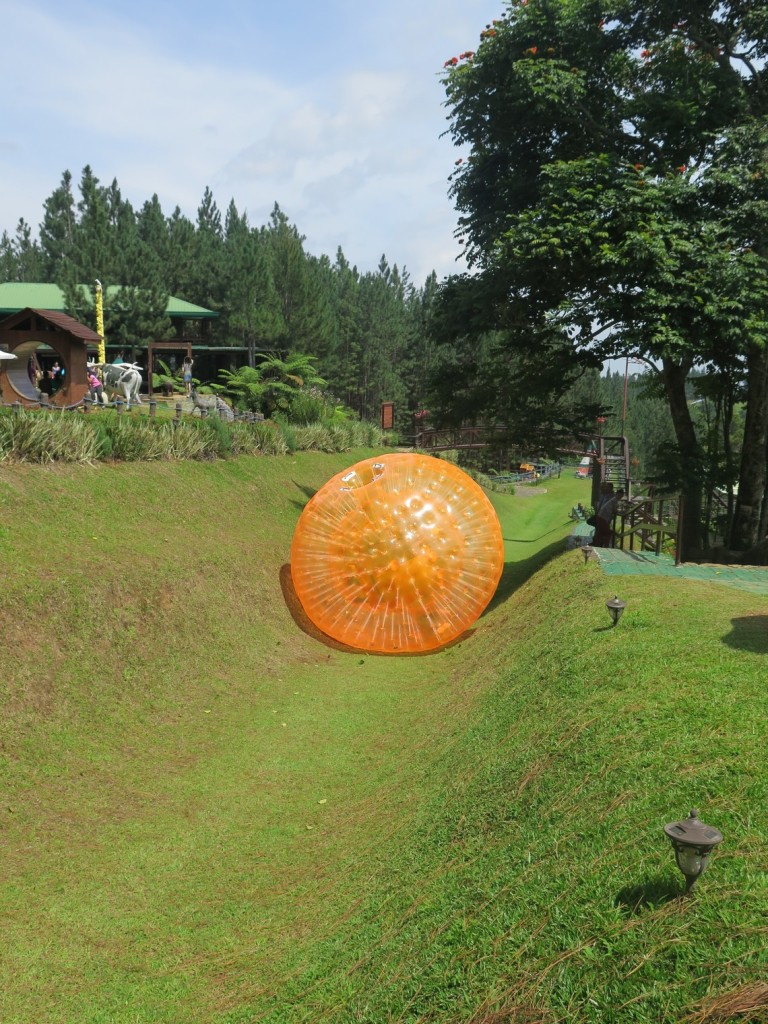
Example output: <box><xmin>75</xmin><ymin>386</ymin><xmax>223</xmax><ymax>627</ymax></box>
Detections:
<box><xmin>0</xmin><ymin>232</ymin><xmax>16</xmax><ymax>281</ymax></box>
<box><xmin>223</xmin><ymin>212</ymin><xmax>285</xmax><ymax>365</ymax></box>
<box><xmin>163</xmin><ymin>206</ymin><xmax>197</xmax><ymax>299</ymax></box>
<box><xmin>266</xmin><ymin>204</ymin><xmax>334</xmax><ymax>356</ymax></box>
<box><xmin>0</xmin><ymin>221</ymin><xmax>43</xmax><ymax>281</ymax></box>
<box><xmin>39</xmin><ymin>170</ymin><xmax>77</xmax><ymax>279</ymax></box>
<box><xmin>187</xmin><ymin>187</ymin><xmax>226</xmax><ymax>330</ymax></box>
<box><xmin>322</xmin><ymin>247</ymin><xmax>362</xmax><ymax>409</ymax></box>
<box><xmin>439</xmin><ymin>0</ymin><xmax>768</xmax><ymax>555</ymax></box>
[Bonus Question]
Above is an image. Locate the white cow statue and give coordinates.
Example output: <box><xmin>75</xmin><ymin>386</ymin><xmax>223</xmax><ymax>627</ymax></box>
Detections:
<box><xmin>100</xmin><ymin>362</ymin><xmax>143</xmax><ymax>409</ymax></box>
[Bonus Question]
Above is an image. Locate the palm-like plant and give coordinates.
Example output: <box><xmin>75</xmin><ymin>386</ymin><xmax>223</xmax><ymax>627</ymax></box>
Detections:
<box><xmin>211</xmin><ymin>365</ymin><xmax>266</xmax><ymax>412</ymax></box>
<box><xmin>151</xmin><ymin>359</ymin><xmax>185</xmax><ymax>396</ymax></box>
<box><xmin>255</xmin><ymin>353</ymin><xmax>327</xmax><ymax>415</ymax></box>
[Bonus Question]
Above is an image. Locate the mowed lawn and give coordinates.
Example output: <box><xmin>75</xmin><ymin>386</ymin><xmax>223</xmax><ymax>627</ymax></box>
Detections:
<box><xmin>2</xmin><ymin>457</ymin><xmax>766</xmax><ymax>1024</ymax></box>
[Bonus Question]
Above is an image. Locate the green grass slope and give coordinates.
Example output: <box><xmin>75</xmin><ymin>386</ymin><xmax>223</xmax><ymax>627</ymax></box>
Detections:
<box><xmin>0</xmin><ymin>457</ymin><xmax>766</xmax><ymax>1024</ymax></box>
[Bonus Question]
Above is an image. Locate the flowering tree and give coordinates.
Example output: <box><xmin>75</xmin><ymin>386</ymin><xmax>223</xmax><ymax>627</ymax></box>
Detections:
<box><xmin>439</xmin><ymin>1</ymin><xmax>768</xmax><ymax>555</ymax></box>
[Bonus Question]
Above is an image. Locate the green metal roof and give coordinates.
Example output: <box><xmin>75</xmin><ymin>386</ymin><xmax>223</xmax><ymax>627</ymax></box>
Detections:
<box><xmin>0</xmin><ymin>282</ymin><xmax>218</xmax><ymax>319</ymax></box>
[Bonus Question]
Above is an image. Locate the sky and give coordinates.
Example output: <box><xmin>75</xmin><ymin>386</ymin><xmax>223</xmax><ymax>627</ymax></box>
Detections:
<box><xmin>1</xmin><ymin>0</ymin><xmax>502</xmax><ymax>288</ymax></box>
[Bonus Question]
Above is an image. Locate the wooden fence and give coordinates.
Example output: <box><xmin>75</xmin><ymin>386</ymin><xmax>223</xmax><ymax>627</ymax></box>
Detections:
<box><xmin>613</xmin><ymin>494</ymin><xmax>684</xmax><ymax>565</ymax></box>
<box><xmin>0</xmin><ymin>393</ymin><xmax>259</xmax><ymax>423</ymax></box>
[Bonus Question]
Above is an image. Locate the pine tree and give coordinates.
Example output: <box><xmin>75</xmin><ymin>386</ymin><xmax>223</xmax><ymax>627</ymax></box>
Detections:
<box><xmin>39</xmin><ymin>170</ymin><xmax>76</xmax><ymax>279</ymax></box>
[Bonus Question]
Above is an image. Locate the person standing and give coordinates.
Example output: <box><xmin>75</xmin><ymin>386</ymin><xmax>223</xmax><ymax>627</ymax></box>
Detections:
<box><xmin>50</xmin><ymin>360</ymin><xmax>64</xmax><ymax>394</ymax></box>
<box><xmin>594</xmin><ymin>486</ymin><xmax>623</xmax><ymax>547</ymax></box>
<box><xmin>87</xmin><ymin>368</ymin><xmax>103</xmax><ymax>404</ymax></box>
<box><xmin>182</xmin><ymin>357</ymin><xmax>194</xmax><ymax>395</ymax></box>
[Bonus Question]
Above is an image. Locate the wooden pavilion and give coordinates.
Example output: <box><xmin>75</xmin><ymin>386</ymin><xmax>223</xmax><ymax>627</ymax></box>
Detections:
<box><xmin>0</xmin><ymin>308</ymin><xmax>102</xmax><ymax>407</ymax></box>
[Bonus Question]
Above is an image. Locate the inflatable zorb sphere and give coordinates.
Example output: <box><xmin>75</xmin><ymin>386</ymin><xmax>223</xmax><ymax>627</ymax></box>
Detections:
<box><xmin>290</xmin><ymin>453</ymin><xmax>504</xmax><ymax>653</ymax></box>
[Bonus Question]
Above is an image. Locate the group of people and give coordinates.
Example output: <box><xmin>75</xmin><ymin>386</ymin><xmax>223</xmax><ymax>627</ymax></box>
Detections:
<box><xmin>28</xmin><ymin>354</ymin><xmax>106</xmax><ymax>403</ymax></box>
<box><xmin>28</xmin><ymin>355</ymin><xmax>65</xmax><ymax>396</ymax></box>
<box><xmin>25</xmin><ymin>352</ymin><xmax>193</xmax><ymax>402</ymax></box>
<box><xmin>591</xmin><ymin>481</ymin><xmax>625</xmax><ymax>547</ymax></box>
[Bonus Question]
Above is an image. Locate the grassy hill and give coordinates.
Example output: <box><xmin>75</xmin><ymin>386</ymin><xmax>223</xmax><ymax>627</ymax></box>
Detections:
<box><xmin>1</xmin><ymin>455</ymin><xmax>766</xmax><ymax>1024</ymax></box>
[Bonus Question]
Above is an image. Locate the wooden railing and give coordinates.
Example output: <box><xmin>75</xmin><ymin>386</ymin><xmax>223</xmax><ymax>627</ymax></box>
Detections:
<box><xmin>613</xmin><ymin>494</ymin><xmax>684</xmax><ymax>565</ymax></box>
<box><xmin>488</xmin><ymin>464</ymin><xmax>563</xmax><ymax>485</ymax></box>
<box><xmin>416</xmin><ymin>425</ymin><xmax>509</xmax><ymax>450</ymax></box>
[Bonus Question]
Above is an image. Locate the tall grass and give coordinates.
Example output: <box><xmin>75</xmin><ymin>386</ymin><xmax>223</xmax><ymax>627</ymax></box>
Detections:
<box><xmin>229</xmin><ymin>420</ymin><xmax>290</xmax><ymax>455</ymax></box>
<box><xmin>0</xmin><ymin>407</ymin><xmax>104</xmax><ymax>463</ymax></box>
<box><xmin>0</xmin><ymin>406</ymin><xmax>382</xmax><ymax>464</ymax></box>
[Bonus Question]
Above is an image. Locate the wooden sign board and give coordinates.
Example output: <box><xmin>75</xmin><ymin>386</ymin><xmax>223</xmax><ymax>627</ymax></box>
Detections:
<box><xmin>380</xmin><ymin>402</ymin><xmax>395</xmax><ymax>430</ymax></box>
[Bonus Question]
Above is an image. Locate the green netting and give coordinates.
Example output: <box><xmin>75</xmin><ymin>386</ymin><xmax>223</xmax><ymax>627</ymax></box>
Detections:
<box><xmin>584</xmin><ymin>543</ymin><xmax>768</xmax><ymax>595</ymax></box>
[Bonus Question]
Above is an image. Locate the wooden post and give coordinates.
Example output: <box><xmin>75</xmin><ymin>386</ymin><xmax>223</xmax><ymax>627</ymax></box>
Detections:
<box><xmin>149</xmin><ymin>398</ymin><xmax>157</xmax><ymax>418</ymax></box>
<box><xmin>82</xmin><ymin>394</ymin><xmax>92</xmax><ymax>413</ymax></box>
<box><xmin>656</xmin><ymin>499</ymin><xmax>663</xmax><ymax>556</ymax></box>
<box><xmin>675</xmin><ymin>493</ymin><xmax>684</xmax><ymax>566</ymax></box>
<box><xmin>12</xmin><ymin>401</ymin><xmax>21</xmax><ymax>415</ymax></box>
<box><xmin>115</xmin><ymin>398</ymin><xmax>124</xmax><ymax>416</ymax></box>
<box><xmin>175</xmin><ymin>402</ymin><xmax>182</xmax><ymax>422</ymax></box>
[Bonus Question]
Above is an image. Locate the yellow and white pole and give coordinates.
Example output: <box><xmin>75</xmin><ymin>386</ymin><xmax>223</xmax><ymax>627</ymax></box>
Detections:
<box><xmin>95</xmin><ymin>279</ymin><xmax>106</xmax><ymax>365</ymax></box>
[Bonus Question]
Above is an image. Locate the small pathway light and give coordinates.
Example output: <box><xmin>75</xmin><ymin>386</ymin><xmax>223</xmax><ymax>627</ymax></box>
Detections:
<box><xmin>664</xmin><ymin>809</ymin><xmax>723</xmax><ymax>894</ymax></box>
<box><xmin>606</xmin><ymin>595</ymin><xmax>626</xmax><ymax>627</ymax></box>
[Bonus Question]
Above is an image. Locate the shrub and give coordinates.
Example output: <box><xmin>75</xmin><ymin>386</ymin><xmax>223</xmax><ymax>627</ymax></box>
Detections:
<box><xmin>229</xmin><ymin>421</ymin><xmax>290</xmax><ymax>457</ymax></box>
<box><xmin>0</xmin><ymin>408</ymin><xmax>103</xmax><ymax>464</ymax></box>
<box><xmin>0</xmin><ymin>405</ymin><xmax>381</xmax><ymax>464</ymax></box>
<box><xmin>289</xmin><ymin>389</ymin><xmax>336</xmax><ymax>425</ymax></box>
<box><xmin>192</xmin><ymin>415</ymin><xmax>233</xmax><ymax>458</ymax></box>
<box><xmin>277</xmin><ymin>421</ymin><xmax>298</xmax><ymax>453</ymax></box>
<box><xmin>291</xmin><ymin>424</ymin><xmax>335</xmax><ymax>452</ymax></box>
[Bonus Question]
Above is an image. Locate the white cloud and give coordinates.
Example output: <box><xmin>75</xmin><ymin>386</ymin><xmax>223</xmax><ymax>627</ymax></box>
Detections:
<box><xmin>1</xmin><ymin>0</ymin><xmax>491</xmax><ymax>282</ymax></box>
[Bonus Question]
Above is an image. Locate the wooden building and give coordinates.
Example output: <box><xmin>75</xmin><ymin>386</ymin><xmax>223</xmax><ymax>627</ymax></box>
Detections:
<box><xmin>0</xmin><ymin>308</ymin><xmax>101</xmax><ymax>407</ymax></box>
<box><xmin>0</xmin><ymin>283</ymin><xmax>224</xmax><ymax>403</ymax></box>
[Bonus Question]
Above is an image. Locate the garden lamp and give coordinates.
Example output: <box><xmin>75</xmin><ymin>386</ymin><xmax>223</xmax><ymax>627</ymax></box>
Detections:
<box><xmin>664</xmin><ymin>809</ymin><xmax>723</xmax><ymax>893</ymax></box>
<box><xmin>605</xmin><ymin>595</ymin><xmax>626</xmax><ymax>627</ymax></box>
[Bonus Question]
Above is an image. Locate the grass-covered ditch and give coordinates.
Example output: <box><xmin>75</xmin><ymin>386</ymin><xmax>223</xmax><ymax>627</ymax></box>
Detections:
<box><xmin>1</xmin><ymin>456</ymin><xmax>766</xmax><ymax>1023</ymax></box>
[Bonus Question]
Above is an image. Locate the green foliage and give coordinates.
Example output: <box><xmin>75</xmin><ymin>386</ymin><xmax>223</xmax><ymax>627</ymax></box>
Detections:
<box><xmin>3</xmin><ymin>168</ymin><xmax>445</xmax><ymax>444</ymax></box>
<box><xmin>255</xmin><ymin>351</ymin><xmax>327</xmax><ymax>417</ymax></box>
<box><xmin>437</xmin><ymin>0</ymin><xmax>768</xmax><ymax>553</ymax></box>
<box><xmin>285</xmin><ymin>421</ymin><xmax>383</xmax><ymax>454</ymax></box>
<box><xmin>229</xmin><ymin>420</ymin><xmax>290</xmax><ymax>456</ymax></box>
<box><xmin>288</xmin><ymin>386</ymin><xmax>347</xmax><ymax>425</ymax></box>
<box><xmin>212</xmin><ymin>365</ymin><xmax>266</xmax><ymax>412</ymax></box>
<box><xmin>96</xmin><ymin>414</ymin><xmax>220</xmax><ymax>461</ymax></box>
<box><xmin>0</xmin><ymin>407</ymin><xmax>103</xmax><ymax>463</ymax></box>
<box><xmin>151</xmin><ymin>358</ymin><xmax>185</xmax><ymax>395</ymax></box>
<box><xmin>275</xmin><ymin>419</ymin><xmax>297</xmax><ymax>452</ymax></box>
<box><xmin>0</xmin><ymin>405</ymin><xmax>381</xmax><ymax>463</ymax></box>
<box><xmin>192</xmin><ymin>413</ymin><xmax>233</xmax><ymax>458</ymax></box>
<box><xmin>213</xmin><ymin>355</ymin><xmax>342</xmax><ymax>424</ymax></box>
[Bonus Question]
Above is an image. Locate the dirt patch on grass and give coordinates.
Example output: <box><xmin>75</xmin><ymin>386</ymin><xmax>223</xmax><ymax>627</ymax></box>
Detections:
<box><xmin>514</xmin><ymin>486</ymin><xmax>548</xmax><ymax>497</ymax></box>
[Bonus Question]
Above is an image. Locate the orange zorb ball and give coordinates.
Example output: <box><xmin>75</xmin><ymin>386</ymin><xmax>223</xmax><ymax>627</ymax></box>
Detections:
<box><xmin>290</xmin><ymin>453</ymin><xmax>504</xmax><ymax>653</ymax></box>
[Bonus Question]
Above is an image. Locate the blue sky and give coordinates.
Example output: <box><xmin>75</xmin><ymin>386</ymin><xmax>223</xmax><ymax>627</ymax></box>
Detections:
<box><xmin>2</xmin><ymin>0</ymin><xmax>500</xmax><ymax>286</ymax></box>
